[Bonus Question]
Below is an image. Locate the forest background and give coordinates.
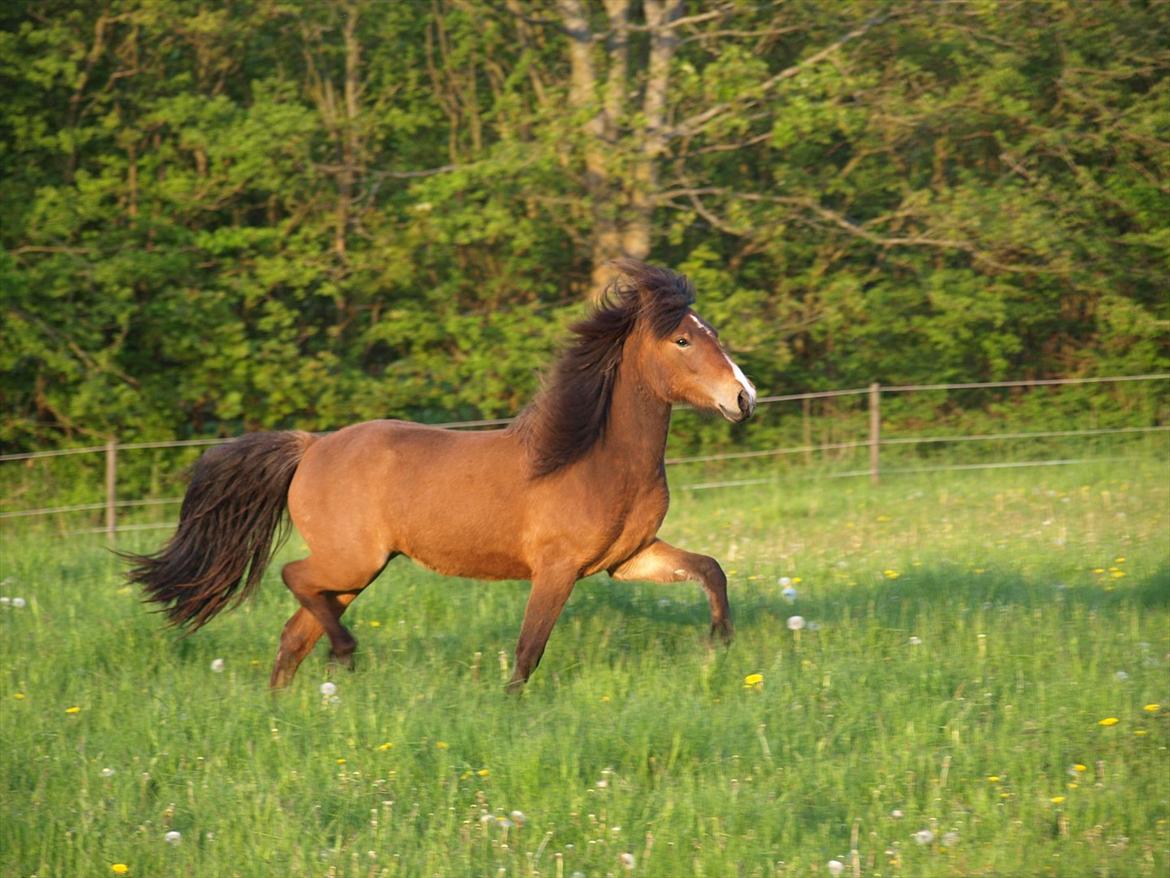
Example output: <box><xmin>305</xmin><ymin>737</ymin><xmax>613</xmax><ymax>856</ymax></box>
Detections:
<box><xmin>2</xmin><ymin>0</ymin><xmax>1167</xmax><ymax>482</ymax></box>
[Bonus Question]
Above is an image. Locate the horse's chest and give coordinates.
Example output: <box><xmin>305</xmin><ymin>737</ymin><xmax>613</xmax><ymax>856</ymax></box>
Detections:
<box><xmin>590</xmin><ymin>484</ymin><xmax>669</xmax><ymax>573</ymax></box>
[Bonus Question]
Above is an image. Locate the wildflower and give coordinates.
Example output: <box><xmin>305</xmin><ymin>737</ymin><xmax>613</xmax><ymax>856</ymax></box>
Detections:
<box><xmin>908</xmin><ymin>636</ymin><xmax>922</xmax><ymax>646</ymax></box>
<box><xmin>1135</xmin><ymin>730</ymin><xmax>1148</xmax><ymax>737</ymax></box>
<box><xmin>600</xmin><ymin>695</ymin><xmax>611</xmax><ymax>703</ymax></box>
<box><xmin>743</xmin><ymin>673</ymin><xmax>763</xmax><ymax>689</ymax></box>
<box><xmin>1050</xmin><ymin>796</ymin><xmax>1066</xmax><ymax>805</ymax></box>
<box><xmin>369</xmin><ymin>620</ymin><xmax>381</xmax><ymax>628</ymax></box>
<box><xmin>65</xmin><ymin>706</ymin><xmax>81</xmax><ymax>714</ymax></box>
<box><xmin>111</xmin><ymin>866</ymin><xmax>129</xmax><ymax>875</ymax></box>
<box><xmin>319</xmin><ymin>682</ymin><xmax>337</xmax><ymax>697</ymax></box>
<box><xmin>882</xmin><ymin>569</ymin><xmax>900</xmax><ymax>580</ymax></box>
<box><xmin>913</xmin><ymin>829</ymin><xmax>934</xmax><ymax>845</ymax></box>
<box><xmin>101</xmin><ymin>768</ymin><xmax>115</xmax><ymax>778</ymax></box>
<box><xmin>987</xmin><ymin>776</ymin><xmax>1000</xmax><ymax>783</ymax></box>
<box><xmin>336</xmin><ymin>758</ymin><xmax>346</xmax><ymax>765</ymax></box>
<box><xmin>782</xmin><ymin>586</ymin><xmax>797</xmax><ymax>603</ymax></box>
<box><xmin>890</xmin><ymin>809</ymin><xmax>904</xmax><ymax>819</ymax></box>
<box><xmin>1114</xmin><ymin>670</ymin><xmax>1129</xmax><ymax>682</ymax></box>
<box><xmin>477</xmin><ymin>768</ymin><xmax>490</xmax><ymax>778</ymax></box>
<box><xmin>828</xmin><ymin>859</ymin><xmax>844</xmax><ymax>876</ymax></box>
<box><xmin>496</xmin><ymin>817</ymin><xmax>514</xmax><ymax>829</ymax></box>
<box><xmin>1071</xmin><ymin>764</ymin><xmax>1086</xmax><ymax>774</ymax></box>
<box><xmin>1098</xmin><ymin>717</ymin><xmax>1119</xmax><ymax>726</ymax></box>
<box><xmin>13</xmin><ymin>693</ymin><xmax>24</xmax><ymax>700</ymax></box>
<box><xmin>778</xmin><ymin>576</ymin><xmax>792</xmax><ymax>587</ymax></box>
<box><xmin>376</xmin><ymin>742</ymin><xmax>393</xmax><ymax>752</ymax></box>
<box><xmin>164</xmin><ymin>831</ymin><xmax>181</xmax><ymax>845</ymax></box>
<box><xmin>11</xmin><ymin>597</ymin><xmax>26</xmax><ymax>608</ymax></box>
<box><xmin>1143</xmin><ymin>704</ymin><xmax>1160</xmax><ymax>713</ymax></box>
<box><xmin>210</xmin><ymin>658</ymin><xmax>225</xmax><ymax>673</ymax></box>
<box><xmin>786</xmin><ymin>615</ymin><xmax>805</xmax><ymax>631</ymax></box>
<box><xmin>620</xmin><ymin>851</ymin><xmax>636</xmax><ymax>870</ymax></box>
<box><xmin>510</xmin><ymin>810</ymin><xmax>525</xmax><ymax>826</ymax></box>
<box><xmin>435</xmin><ymin>741</ymin><xmax>449</xmax><ymax>750</ymax></box>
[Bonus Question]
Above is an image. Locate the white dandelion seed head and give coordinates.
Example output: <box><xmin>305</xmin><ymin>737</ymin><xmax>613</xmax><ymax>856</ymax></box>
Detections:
<box><xmin>828</xmin><ymin>860</ymin><xmax>844</xmax><ymax>877</ymax></box>
<box><xmin>164</xmin><ymin>830</ymin><xmax>181</xmax><ymax>845</ymax></box>
<box><xmin>11</xmin><ymin>597</ymin><xmax>26</xmax><ymax>608</ymax></box>
<box><xmin>1114</xmin><ymin>670</ymin><xmax>1129</xmax><ymax>682</ymax></box>
<box><xmin>782</xmin><ymin>586</ymin><xmax>798</xmax><ymax>603</ymax></box>
<box><xmin>100</xmin><ymin>767</ymin><xmax>115</xmax><ymax>778</ymax></box>
<box><xmin>510</xmin><ymin>810</ymin><xmax>526</xmax><ymax>826</ymax></box>
<box><xmin>787</xmin><ymin>615</ymin><xmax>805</xmax><ymax>631</ymax></box>
<box><xmin>913</xmin><ymin>829</ymin><xmax>934</xmax><ymax>845</ymax></box>
<box><xmin>908</xmin><ymin>636</ymin><xmax>922</xmax><ymax>646</ymax></box>
<box><xmin>890</xmin><ymin>808</ymin><xmax>904</xmax><ymax>819</ymax></box>
<box><xmin>620</xmin><ymin>851</ymin><xmax>636</xmax><ymax>869</ymax></box>
<box><xmin>942</xmin><ymin>831</ymin><xmax>959</xmax><ymax>847</ymax></box>
<box><xmin>778</xmin><ymin>576</ymin><xmax>792</xmax><ymax>587</ymax></box>
<box><xmin>210</xmin><ymin>658</ymin><xmax>225</xmax><ymax>673</ymax></box>
<box><xmin>320</xmin><ymin>681</ymin><xmax>337</xmax><ymax>697</ymax></box>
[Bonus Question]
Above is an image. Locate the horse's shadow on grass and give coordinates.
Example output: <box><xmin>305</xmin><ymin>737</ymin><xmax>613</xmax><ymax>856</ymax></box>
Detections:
<box><xmin>570</xmin><ymin>561</ymin><xmax>1170</xmax><ymax>639</ymax></box>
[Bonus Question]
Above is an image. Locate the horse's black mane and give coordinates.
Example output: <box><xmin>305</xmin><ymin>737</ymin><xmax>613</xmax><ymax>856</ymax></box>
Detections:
<box><xmin>512</xmin><ymin>259</ymin><xmax>695</xmax><ymax>477</ymax></box>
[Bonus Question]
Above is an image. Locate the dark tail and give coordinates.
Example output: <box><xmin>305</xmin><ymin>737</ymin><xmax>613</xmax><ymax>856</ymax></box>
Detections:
<box><xmin>124</xmin><ymin>431</ymin><xmax>315</xmax><ymax>630</ymax></box>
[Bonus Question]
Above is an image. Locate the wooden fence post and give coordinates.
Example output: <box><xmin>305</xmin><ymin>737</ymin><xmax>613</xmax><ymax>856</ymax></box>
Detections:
<box><xmin>868</xmin><ymin>383</ymin><xmax>881</xmax><ymax>485</ymax></box>
<box><xmin>105</xmin><ymin>437</ymin><xmax>117</xmax><ymax>544</ymax></box>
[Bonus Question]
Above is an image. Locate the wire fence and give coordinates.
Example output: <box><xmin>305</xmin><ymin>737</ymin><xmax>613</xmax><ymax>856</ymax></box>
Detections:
<box><xmin>2</xmin><ymin>373</ymin><xmax>1167</xmax><ymax>538</ymax></box>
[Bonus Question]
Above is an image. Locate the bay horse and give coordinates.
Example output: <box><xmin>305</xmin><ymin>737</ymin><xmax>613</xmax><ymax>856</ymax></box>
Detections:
<box><xmin>126</xmin><ymin>260</ymin><xmax>757</xmax><ymax>690</ymax></box>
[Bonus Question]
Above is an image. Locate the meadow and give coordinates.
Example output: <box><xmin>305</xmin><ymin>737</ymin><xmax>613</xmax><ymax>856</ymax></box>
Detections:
<box><xmin>2</xmin><ymin>456</ymin><xmax>1168</xmax><ymax>877</ymax></box>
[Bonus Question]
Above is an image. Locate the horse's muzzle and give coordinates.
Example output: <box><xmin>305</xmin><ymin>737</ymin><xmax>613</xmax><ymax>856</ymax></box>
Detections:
<box><xmin>737</xmin><ymin>388</ymin><xmax>756</xmax><ymax>420</ymax></box>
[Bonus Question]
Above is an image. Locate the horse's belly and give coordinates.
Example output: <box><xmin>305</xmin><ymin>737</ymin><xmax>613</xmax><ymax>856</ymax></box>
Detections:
<box><xmin>404</xmin><ymin>541</ymin><xmax>530</xmax><ymax>582</ymax></box>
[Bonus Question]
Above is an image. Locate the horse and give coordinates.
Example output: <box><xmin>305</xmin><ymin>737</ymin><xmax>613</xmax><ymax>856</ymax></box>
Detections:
<box><xmin>125</xmin><ymin>260</ymin><xmax>757</xmax><ymax>691</ymax></box>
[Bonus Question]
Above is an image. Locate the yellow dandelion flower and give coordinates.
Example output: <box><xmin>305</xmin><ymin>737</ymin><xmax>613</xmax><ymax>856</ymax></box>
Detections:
<box><xmin>1143</xmin><ymin>704</ymin><xmax>1160</xmax><ymax>713</ymax></box>
<box><xmin>1068</xmin><ymin>782</ymin><xmax>1078</xmax><ymax>789</ymax></box>
<box><xmin>336</xmin><ymin>757</ymin><xmax>346</xmax><ymax>765</ymax></box>
<box><xmin>13</xmin><ymin>693</ymin><xmax>25</xmax><ymax>700</ymax></box>
<box><xmin>376</xmin><ymin>742</ymin><xmax>393</xmax><ymax>751</ymax></box>
<box><xmin>743</xmin><ymin>673</ymin><xmax>764</xmax><ymax>688</ymax></box>
<box><xmin>1050</xmin><ymin>796</ymin><xmax>1066</xmax><ymax>805</ymax></box>
<box><xmin>435</xmin><ymin>741</ymin><xmax>449</xmax><ymax>750</ymax></box>
<box><xmin>600</xmin><ymin>695</ymin><xmax>610</xmax><ymax>703</ymax></box>
<box><xmin>882</xmin><ymin>569</ymin><xmax>900</xmax><ymax>580</ymax></box>
<box><xmin>876</xmin><ymin>514</ymin><xmax>891</xmax><ymax>522</ymax></box>
<box><xmin>792</xmin><ymin>577</ymin><xmax>802</xmax><ymax>584</ymax></box>
<box><xmin>369</xmin><ymin>620</ymin><xmax>381</xmax><ymax>628</ymax></box>
<box><xmin>1110</xmin><ymin>570</ymin><xmax>1126</xmax><ymax>579</ymax></box>
<box><xmin>477</xmin><ymin>768</ymin><xmax>490</xmax><ymax>778</ymax></box>
<box><xmin>111</xmin><ymin>866</ymin><xmax>129</xmax><ymax>875</ymax></box>
<box><xmin>460</xmin><ymin>770</ymin><xmax>472</xmax><ymax>780</ymax></box>
<box><xmin>973</xmin><ymin>567</ymin><xmax>986</xmax><ymax>575</ymax></box>
<box><xmin>987</xmin><ymin>775</ymin><xmax>1001</xmax><ymax>783</ymax></box>
<box><xmin>1098</xmin><ymin>717</ymin><xmax>1119</xmax><ymax>726</ymax></box>
<box><xmin>1134</xmin><ymin>729</ymin><xmax>1148</xmax><ymax>737</ymax></box>
<box><xmin>1092</xmin><ymin>567</ymin><xmax>1105</xmax><ymax>574</ymax></box>
<box><xmin>65</xmin><ymin>706</ymin><xmax>81</xmax><ymax>714</ymax></box>
<box><xmin>1073</xmin><ymin>763</ymin><xmax>1086</xmax><ymax>772</ymax></box>
<box><xmin>1114</xmin><ymin>556</ymin><xmax>1125</xmax><ymax>563</ymax></box>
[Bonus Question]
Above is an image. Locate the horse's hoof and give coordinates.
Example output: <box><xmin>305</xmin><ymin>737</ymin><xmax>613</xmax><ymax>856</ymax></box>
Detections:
<box><xmin>710</xmin><ymin>619</ymin><xmax>734</xmax><ymax>645</ymax></box>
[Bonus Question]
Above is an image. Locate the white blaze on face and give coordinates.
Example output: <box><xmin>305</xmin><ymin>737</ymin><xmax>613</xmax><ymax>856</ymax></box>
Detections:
<box><xmin>688</xmin><ymin>314</ymin><xmax>756</xmax><ymax>403</ymax></box>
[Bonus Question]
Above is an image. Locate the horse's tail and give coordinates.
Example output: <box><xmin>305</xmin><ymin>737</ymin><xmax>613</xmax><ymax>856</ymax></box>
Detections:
<box><xmin>124</xmin><ymin>430</ymin><xmax>316</xmax><ymax>631</ymax></box>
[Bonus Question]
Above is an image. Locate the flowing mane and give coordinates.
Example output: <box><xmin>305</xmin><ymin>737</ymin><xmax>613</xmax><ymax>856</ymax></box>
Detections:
<box><xmin>512</xmin><ymin>260</ymin><xmax>695</xmax><ymax>477</ymax></box>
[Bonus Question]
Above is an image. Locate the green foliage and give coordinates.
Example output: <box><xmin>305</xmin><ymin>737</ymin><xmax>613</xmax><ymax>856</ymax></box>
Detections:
<box><xmin>2</xmin><ymin>460</ymin><xmax>1168</xmax><ymax>875</ymax></box>
<box><xmin>1</xmin><ymin>0</ymin><xmax>1167</xmax><ymax>461</ymax></box>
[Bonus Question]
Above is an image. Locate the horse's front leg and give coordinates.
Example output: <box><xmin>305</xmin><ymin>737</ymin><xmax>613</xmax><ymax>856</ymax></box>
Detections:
<box><xmin>609</xmin><ymin>539</ymin><xmax>734</xmax><ymax>643</ymax></box>
<box><xmin>508</xmin><ymin>565</ymin><xmax>579</xmax><ymax>693</ymax></box>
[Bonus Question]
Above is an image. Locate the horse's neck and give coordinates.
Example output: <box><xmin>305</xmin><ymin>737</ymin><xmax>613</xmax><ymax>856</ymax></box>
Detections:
<box><xmin>596</xmin><ymin>363</ymin><xmax>671</xmax><ymax>478</ymax></box>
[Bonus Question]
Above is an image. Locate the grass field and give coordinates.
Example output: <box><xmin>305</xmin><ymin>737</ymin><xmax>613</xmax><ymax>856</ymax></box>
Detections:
<box><xmin>2</xmin><ymin>457</ymin><xmax>1168</xmax><ymax>877</ymax></box>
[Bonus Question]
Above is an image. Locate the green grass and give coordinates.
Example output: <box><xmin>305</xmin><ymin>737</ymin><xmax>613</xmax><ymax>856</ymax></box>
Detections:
<box><xmin>2</xmin><ymin>458</ymin><xmax>1168</xmax><ymax>877</ymax></box>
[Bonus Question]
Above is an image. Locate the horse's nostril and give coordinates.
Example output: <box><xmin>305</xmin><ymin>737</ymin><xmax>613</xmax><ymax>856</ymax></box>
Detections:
<box><xmin>737</xmin><ymin>389</ymin><xmax>755</xmax><ymax>417</ymax></box>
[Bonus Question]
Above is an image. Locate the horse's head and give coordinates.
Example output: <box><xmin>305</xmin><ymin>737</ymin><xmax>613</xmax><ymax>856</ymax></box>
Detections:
<box><xmin>620</xmin><ymin>262</ymin><xmax>757</xmax><ymax>423</ymax></box>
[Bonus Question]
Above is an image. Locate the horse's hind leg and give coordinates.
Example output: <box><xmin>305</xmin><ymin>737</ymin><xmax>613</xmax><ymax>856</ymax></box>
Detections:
<box><xmin>269</xmin><ymin>555</ymin><xmax>383</xmax><ymax>687</ymax></box>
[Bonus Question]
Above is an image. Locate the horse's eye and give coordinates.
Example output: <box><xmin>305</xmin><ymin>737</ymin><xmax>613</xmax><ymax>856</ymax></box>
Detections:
<box><xmin>675</xmin><ymin>337</ymin><xmax>689</xmax><ymax>348</ymax></box>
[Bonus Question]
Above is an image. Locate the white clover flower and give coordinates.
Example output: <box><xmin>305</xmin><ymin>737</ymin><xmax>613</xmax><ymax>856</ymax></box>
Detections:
<box><xmin>164</xmin><ymin>830</ymin><xmax>181</xmax><ymax>845</ymax></box>
<box><xmin>782</xmin><ymin>586</ymin><xmax>798</xmax><ymax>603</ymax></box>
<box><xmin>320</xmin><ymin>681</ymin><xmax>337</xmax><ymax>697</ymax></box>
<box><xmin>828</xmin><ymin>860</ymin><xmax>844</xmax><ymax>877</ymax></box>
<box><xmin>210</xmin><ymin>658</ymin><xmax>225</xmax><ymax>673</ymax></box>
<box><xmin>913</xmin><ymin>829</ymin><xmax>934</xmax><ymax>845</ymax></box>
<box><xmin>908</xmin><ymin>636</ymin><xmax>922</xmax><ymax>646</ymax></box>
<box><xmin>620</xmin><ymin>851</ymin><xmax>636</xmax><ymax>870</ymax></box>
<box><xmin>787</xmin><ymin>615</ymin><xmax>805</xmax><ymax>631</ymax></box>
<box><xmin>100</xmin><ymin>767</ymin><xmax>115</xmax><ymax>778</ymax></box>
